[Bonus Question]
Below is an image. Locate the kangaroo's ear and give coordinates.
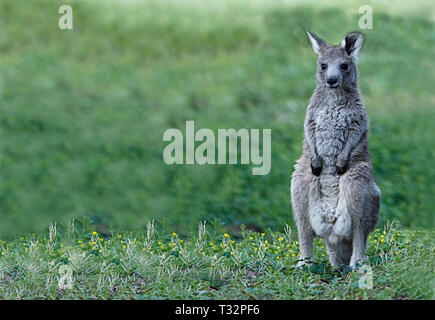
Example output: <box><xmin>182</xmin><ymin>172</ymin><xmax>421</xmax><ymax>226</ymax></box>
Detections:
<box><xmin>341</xmin><ymin>32</ymin><xmax>364</xmax><ymax>58</ymax></box>
<box><xmin>306</xmin><ymin>30</ymin><xmax>328</xmax><ymax>55</ymax></box>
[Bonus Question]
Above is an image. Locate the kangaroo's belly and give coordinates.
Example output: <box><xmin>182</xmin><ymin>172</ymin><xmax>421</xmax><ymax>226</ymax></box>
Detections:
<box><xmin>308</xmin><ymin>175</ymin><xmax>352</xmax><ymax>244</ymax></box>
<box><xmin>314</xmin><ymin>110</ymin><xmax>349</xmax><ymax>172</ymax></box>
<box><xmin>309</xmin><ymin>104</ymin><xmax>353</xmax><ymax>243</ymax></box>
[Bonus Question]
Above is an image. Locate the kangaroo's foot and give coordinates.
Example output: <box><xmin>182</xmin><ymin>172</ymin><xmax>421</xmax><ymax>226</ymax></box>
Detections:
<box><xmin>296</xmin><ymin>256</ymin><xmax>314</xmax><ymax>268</ymax></box>
<box><xmin>326</xmin><ymin>239</ymin><xmax>352</xmax><ymax>269</ymax></box>
<box><xmin>350</xmin><ymin>254</ymin><xmax>368</xmax><ymax>268</ymax></box>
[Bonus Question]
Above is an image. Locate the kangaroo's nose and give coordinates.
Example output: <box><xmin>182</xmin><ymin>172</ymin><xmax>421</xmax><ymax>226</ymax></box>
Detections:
<box><xmin>327</xmin><ymin>77</ymin><xmax>338</xmax><ymax>86</ymax></box>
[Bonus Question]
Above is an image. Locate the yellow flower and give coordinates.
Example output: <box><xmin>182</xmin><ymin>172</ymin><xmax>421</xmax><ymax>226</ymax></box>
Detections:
<box><xmin>261</xmin><ymin>233</ymin><xmax>265</xmax><ymax>237</ymax></box>
<box><xmin>249</xmin><ymin>236</ymin><xmax>254</xmax><ymax>240</ymax></box>
<box><xmin>172</xmin><ymin>233</ymin><xmax>177</xmax><ymax>237</ymax></box>
<box><xmin>278</xmin><ymin>238</ymin><xmax>283</xmax><ymax>242</ymax></box>
<box><xmin>92</xmin><ymin>231</ymin><xmax>97</xmax><ymax>236</ymax></box>
<box><xmin>224</xmin><ymin>233</ymin><xmax>229</xmax><ymax>238</ymax></box>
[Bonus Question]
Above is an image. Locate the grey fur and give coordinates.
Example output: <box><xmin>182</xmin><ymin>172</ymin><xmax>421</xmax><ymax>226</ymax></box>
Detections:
<box><xmin>290</xmin><ymin>31</ymin><xmax>381</xmax><ymax>269</ymax></box>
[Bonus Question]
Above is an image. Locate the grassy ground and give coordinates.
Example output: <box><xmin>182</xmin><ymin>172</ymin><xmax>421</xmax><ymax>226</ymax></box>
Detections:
<box><xmin>0</xmin><ymin>0</ymin><xmax>433</xmax><ymax>237</ymax></box>
<box><xmin>0</xmin><ymin>219</ymin><xmax>433</xmax><ymax>299</ymax></box>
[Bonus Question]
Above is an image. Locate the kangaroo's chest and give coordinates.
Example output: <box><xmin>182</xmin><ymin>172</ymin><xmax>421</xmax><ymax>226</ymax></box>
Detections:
<box><xmin>314</xmin><ymin>105</ymin><xmax>350</xmax><ymax>163</ymax></box>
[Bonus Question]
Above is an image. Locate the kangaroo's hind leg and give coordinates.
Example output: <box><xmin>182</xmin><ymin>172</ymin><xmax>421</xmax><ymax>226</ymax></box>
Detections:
<box><xmin>291</xmin><ymin>160</ymin><xmax>314</xmax><ymax>265</ymax></box>
<box><xmin>340</xmin><ymin>162</ymin><xmax>381</xmax><ymax>267</ymax></box>
<box><xmin>326</xmin><ymin>239</ymin><xmax>352</xmax><ymax>269</ymax></box>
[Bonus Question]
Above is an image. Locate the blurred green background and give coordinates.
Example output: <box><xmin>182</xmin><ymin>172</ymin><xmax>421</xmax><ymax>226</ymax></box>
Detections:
<box><xmin>0</xmin><ymin>0</ymin><xmax>433</xmax><ymax>237</ymax></box>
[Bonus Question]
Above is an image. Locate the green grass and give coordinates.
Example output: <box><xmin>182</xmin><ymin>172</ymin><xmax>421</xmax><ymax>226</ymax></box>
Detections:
<box><xmin>0</xmin><ymin>0</ymin><xmax>433</xmax><ymax>236</ymax></box>
<box><xmin>0</xmin><ymin>219</ymin><xmax>433</xmax><ymax>299</ymax></box>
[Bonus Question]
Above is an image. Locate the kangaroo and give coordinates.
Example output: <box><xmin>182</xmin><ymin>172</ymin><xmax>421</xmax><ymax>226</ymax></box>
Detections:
<box><xmin>290</xmin><ymin>31</ymin><xmax>381</xmax><ymax>269</ymax></box>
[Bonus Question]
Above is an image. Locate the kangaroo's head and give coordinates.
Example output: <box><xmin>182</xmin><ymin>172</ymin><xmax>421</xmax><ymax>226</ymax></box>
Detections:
<box><xmin>306</xmin><ymin>31</ymin><xmax>364</xmax><ymax>90</ymax></box>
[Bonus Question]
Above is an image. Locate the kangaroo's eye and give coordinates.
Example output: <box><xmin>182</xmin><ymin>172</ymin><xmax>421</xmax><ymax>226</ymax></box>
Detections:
<box><xmin>340</xmin><ymin>63</ymin><xmax>349</xmax><ymax>71</ymax></box>
<box><xmin>320</xmin><ymin>63</ymin><xmax>327</xmax><ymax>70</ymax></box>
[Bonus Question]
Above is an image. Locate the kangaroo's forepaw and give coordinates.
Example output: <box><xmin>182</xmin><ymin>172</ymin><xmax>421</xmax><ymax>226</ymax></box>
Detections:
<box><xmin>336</xmin><ymin>155</ymin><xmax>348</xmax><ymax>175</ymax></box>
<box><xmin>311</xmin><ymin>156</ymin><xmax>323</xmax><ymax>176</ymax></box>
